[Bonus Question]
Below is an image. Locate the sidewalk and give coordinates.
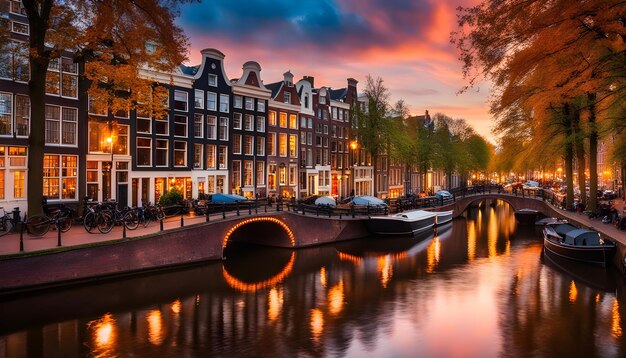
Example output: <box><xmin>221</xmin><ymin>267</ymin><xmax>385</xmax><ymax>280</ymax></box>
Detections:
<box><xmin>0</xmin><ymin>206</ymin><xmax>279</xmax><ymax>257</ymax></box>
<box><xmin>550</xmin><ymin>199</ymin><xmax>626</xmax><ymax>244</ymax></box>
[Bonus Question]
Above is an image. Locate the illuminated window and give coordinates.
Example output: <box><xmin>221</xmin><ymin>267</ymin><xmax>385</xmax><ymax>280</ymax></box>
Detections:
<box><xmin>174</xmin><ymin>141</ymin><xmax>186</xmax><ymax>167</ymax></box>
<box><xmin>289</xmin><ymin>114</ymin><xmax>297</xmax><ymax>129</ymax></box>
<box><xmin>289</xmin><ymin>134</ymin><xmax>297</xmax><ymax>157</ymax></box>
<box><xmin>279</xmin><ymin>133</ymin><xmax>287</xmax><ymax>157</ymax></box>
<box><xmin>206</xmin><ymin>144</ymin><xmax>216</xmax><ymax>169</ymax></box>
<box><xmin>269</xmin><ymin>111</ymin><xmax>276</xmax><ymax>126</ymax></box>
<box><xmin>279</xmin><ymin>112</ymin><xmax>287</xmax><ymax>128</ymax></box>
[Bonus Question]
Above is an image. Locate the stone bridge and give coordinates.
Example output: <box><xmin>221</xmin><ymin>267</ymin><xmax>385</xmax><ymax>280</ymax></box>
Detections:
<box><xmin>428</xmin><ymin>193</ymin><xmax>559</xmax><ymax>218</ymax></box>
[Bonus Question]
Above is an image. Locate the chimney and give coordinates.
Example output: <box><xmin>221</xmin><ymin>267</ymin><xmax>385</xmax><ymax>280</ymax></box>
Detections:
<box><xmin>283</xmin><ymin>70</ymin><xmax>294</xmax><ymax>86</ymax></box>
<box><xmin>347</xmin><ymin>77</ymin><xmax>358</xmax><ymax>88</ymax></box>
<box><xmin>302</xmin><ymin>76</ymin><xmax>314</xmax><ymax>87</ymax></box>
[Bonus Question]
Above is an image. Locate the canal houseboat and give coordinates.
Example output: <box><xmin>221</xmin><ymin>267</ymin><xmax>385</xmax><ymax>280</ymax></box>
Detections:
<box><xmin>366</xmin><ymin>210</ymin><xmax>436</xmax><ymax>236</ymax></box>
<box><xmin>434</xmin><ymin>210</ymin><xmax>454</xmax><ymax>226</ymax></box>
<box><xmin>542</xmin><ymin>223</ymin><xmax>615</xmax><ymax>267</ymax></box>
<box><xmin>514</xmin><ymin>208</ymin><xmax>540</xmax><ymax>224</ymax></box>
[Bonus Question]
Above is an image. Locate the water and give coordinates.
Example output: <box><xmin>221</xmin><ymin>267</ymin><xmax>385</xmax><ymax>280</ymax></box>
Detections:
<box><xmin>1</xmin><ymin>200</ymin><xmax>625</xmax><ymax>357</ymax></box>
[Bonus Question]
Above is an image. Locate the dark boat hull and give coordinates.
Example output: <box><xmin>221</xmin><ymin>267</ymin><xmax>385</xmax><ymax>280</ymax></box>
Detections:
<box><xmin>543</xmin><ymin>234</ymin><xmax>615</xmax><ymax>267</ymax></box>
<box><xmin>515</xmin><ymin>211</ymin><xmax>538</xmax><ymax>224</ymax></box>
<box><xmin>366</xmin><ymin>216</ymin><xmax>435</xmax><ymax>236</ymax></box>
<box><xmin>435</xmin><ymin>211</ymin><xmax>453</xmax><ymax>226</ymax></box>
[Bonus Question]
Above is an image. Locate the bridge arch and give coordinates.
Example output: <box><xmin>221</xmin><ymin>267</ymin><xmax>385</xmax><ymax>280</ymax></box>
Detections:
<box><xmin>464</xmin><ymin>197</ymin><xmax>518</xmax><ymax>212</ymax></box>
<box><xmin>222</xmin><ymin>216</ymin><xmax>296</xmax><ymax>253</ymax></box>
<box><xmin>432</xmin><ymin>193</ymin><xmax>557</xmax><ymax>218</ymax></box>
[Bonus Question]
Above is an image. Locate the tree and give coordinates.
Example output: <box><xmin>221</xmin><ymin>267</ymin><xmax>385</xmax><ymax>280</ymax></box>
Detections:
<box><xmin>13</xmin><ymin>0</ymin><xmax>190</xmax><ymax>216</ymax></box>
<box><xmin>453</xmin><ymin>0</ymin><xmax>626</xmax><ymax>212</ymax></box>
<box><xmin>354</xmin><ymin>75</ymin><xmax>392</xmax><ymax>195</ymax></box>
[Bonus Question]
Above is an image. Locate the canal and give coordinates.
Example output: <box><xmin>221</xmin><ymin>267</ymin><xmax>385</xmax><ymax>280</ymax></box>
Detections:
<box><xmin>1</xmin><ymin>200</ymin><xmax>625</xmax><ymax>357</ymax></box>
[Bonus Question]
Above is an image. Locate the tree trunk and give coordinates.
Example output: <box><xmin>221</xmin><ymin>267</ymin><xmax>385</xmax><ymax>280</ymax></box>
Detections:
<box><xmin>587</xmin><ymin>92</ymin><xmax>598</xmax><ymax>213</ymax></box>
<box><xmin>25</xmin><ymin>4</ymin><xmax>52</xmax><ymax>217</ymax></box>
<box><xmin>572</xmin><ymin>110</ymin><xmax>586</xmax><ymax>208</ymax></box>
<box><xmin>563</xmin><ymin>103</ymin><xmax>575</xmax><ymax>209</ymax></box>
<box><xmin>621</xmin><ymin>164</ymin><xmax>625</xmax><ymax>201</ymax></box>
<box><xmin>372</xmin><ymin>153</ymin><xmax>378</xmax><ymax>197</ymax></box>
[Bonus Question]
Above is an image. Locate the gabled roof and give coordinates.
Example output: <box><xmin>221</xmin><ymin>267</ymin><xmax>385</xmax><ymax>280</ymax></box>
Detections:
<box><xmin>265</xmin><ymin>81</ymin><xmax>284</xmax><ymax>98</ymax></box>
<box><xmin>329</xmin><ymin>88</ymin><xmax>347</xmax><ymax>101</ymax></box>
<box><xmin>179</xmin><ymin>64</ymin><xmax>200</xmax><ymax>76</ymax></box>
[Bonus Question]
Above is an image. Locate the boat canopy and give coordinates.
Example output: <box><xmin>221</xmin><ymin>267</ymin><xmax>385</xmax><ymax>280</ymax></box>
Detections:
<box><xmin>555</xmin><ymin>224</ymin><xmax>578</xmax><ymax>237</ymax></box>
<box><xmin>210</xmin><ymin>193</ymin><xmax>248</xmax><ymax>203</ymax></box>
<box><xmin>564</xmin><ymin>229</ymin><xmax>602</xmax><ymax>246</ymax></box>
<box><xmin>394</xmin><ymin>210</ymin><xmax>436</xmax><ymax>220</ymax></box>
<box><xmin>352</xmin><ymin>196</ymin><xmax>386</xmax><ymax>206</ymax></box>
<box><xmin>315</xmin><ymin>196</ymin><xmax>336</xmax><ymax>206</ymax></box>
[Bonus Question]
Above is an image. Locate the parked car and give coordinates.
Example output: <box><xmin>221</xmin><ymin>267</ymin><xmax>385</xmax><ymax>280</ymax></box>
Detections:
<box><xmin>435</xmin><ymin>190</ymin><xmax>453</xmax><ymax>200</ymax></box>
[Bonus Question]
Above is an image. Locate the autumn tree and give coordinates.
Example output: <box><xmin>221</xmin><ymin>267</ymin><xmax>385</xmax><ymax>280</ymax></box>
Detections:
<box><xmin>453</xmin><ymin>0</ymin><xmax>626</xmax><ymax>212</ymax></box>
<box><xmin>6</xmin><ymin>0</ymin><xmax>190</xmax><ymax>216</ymax></box>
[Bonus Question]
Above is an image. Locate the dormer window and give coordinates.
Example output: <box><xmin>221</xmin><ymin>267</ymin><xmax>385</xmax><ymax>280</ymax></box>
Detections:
<box><xmin>319</xmin><ymin>95</ymin><xmax>326</xmax><ymax>104</ymax></box>
<box><xmin>208</xmin><ymin>74</ymin><xmax>217</xmax><ymax>87</ymax></box>
<box><xmin>283</xmin><ymin>92</ymin><xmax>291</xmax><ymax>104</ymax></box>
<box><xmin>304</xmin><ymin>95</ymin><xmax>309</xmax><ymax>108</ymax></box>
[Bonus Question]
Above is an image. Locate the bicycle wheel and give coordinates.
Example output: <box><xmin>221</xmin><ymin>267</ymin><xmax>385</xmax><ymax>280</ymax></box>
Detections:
<box><xmin>97</xmin><ymin>211</ymin><xmax>114</xmax><ymax>234</ymax></box>
<box><xmin>123</xmin><ymin>210</ymin><xmax>139</xmax><ymax>230</ymax></box>
<box><xmin>0</xmin><ymin>216</ymin><xmax>12</xmax><ymax>236</ymax></box>
<box><xmin>156</xmin><ymin>208</ymin><xmax>165</xmax><ymax>221</ymax></box>
<box><xmin>83</xmin><ymin>211</ymin><xmax>98</xmax><ymax>233</ymax></box>
<box><xmin>27</xmin><ymin>215</ymin><xmax>50</xmax><ymax>237</ymax></box>
<box><xmin>138</xmin><ymin>210</ymin><xmax>150</xmax><ymax>228</ymax></box>
<box><xmin>59</xmin><ymin>216</ymin><xmax>73</xmax><ymax>233</ymax></box>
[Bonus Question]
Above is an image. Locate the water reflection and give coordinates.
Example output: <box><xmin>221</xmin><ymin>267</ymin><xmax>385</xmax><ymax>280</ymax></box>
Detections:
<box><xmin>1</xmin><ymin>201</ymin><xmax>625</xmax><ymax>357</ymax></box>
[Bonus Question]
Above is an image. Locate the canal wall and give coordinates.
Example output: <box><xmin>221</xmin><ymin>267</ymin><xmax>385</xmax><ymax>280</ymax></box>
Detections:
<box><xmin>0</xmin><ymin>212</ymin><xmax>370</xmax><ymax>295</ymax></box>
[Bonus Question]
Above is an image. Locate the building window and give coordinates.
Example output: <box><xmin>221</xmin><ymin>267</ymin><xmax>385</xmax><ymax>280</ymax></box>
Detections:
<box><xmin>256</xmin><ymin>137</ymin><xmax>265</xmax><ymax>156</ymax></box>
<box><xmin>14</xmin><ymin>95</ymin><xmax>29</xmax><ymax>137</ymax></box>
<box><xmin>307</xmin><ymin>132</ymin><xmax>312</xmax><ymax>145</ymax></box>
<box><xmin>243</xmin><ymin>161</ymin><xmax>253</xmax><ymax>186</ymax></box>
<box><xmin>218</xmin><ymin>117</ymin><xmax>228</xmax><ymax>140</ymax></box>
<box><xmin>256</xmin><ymin>161</ymin><xmax>265</xmax><ymax>185</ymax></box>
<box><xmin>279</xmin><ymin>165</ymin><xmax>286</xmax><ymax>185</ymax></box>
<box><xmin>136</xmin><ymin>137</ymin><xmax>151</xmax><ymax>166</ymax></box>
<box><xmin>289</xmin><ymin>134</ymin><xmax>297</xmax><ymax>157</ymax></box>
<box><xmin>289</xmin><ymin>165</ymin><xmax>297</xmax><ymax>186</ymax></box>
<box><xmin>243</xmin><ymin>135</ymin><xmax>253</xmax><ymax>155</ymax></box>
<box><xmin>137</xmin><ymin>117</ymin><xmax>151</xmax><ymax>134</ymax></box>
<box><xmin>0</xmin><ymin>41</ymin><xmax>29</xmax><ymax>82</ymax></box>
<box><xmin>234</xmin><ymin>95</ymin><xmax>243</xmax><ymax>109</ymax></box>
<box><xmin>0</xmin><ymin>93</ymin><xmax>12</xmax><ymax>135</ymax></box>
<box><xmin>219</xmin><ymin>94</ymin><xmax>229</xmax><ymax>113</ymax></box>
<box><xmin>320</xmin><ymin>95</ymin><xmax>326</xmax><ymax>104</ymax></box>
<box><xmin>14</xmin><ymin>170</ymin><xmax>24</xmax><ymax>198</ymax></box>
<box><xmin>218</xmin><ymin>146</ymin><xmax>227</xmax><ymax>169</ymax></box>
<box><xmin>43</xmin><ymin>154</ymin><xmax>77</xmax><ymax>200</ymax></box>
<box><xmin>207</xmin><ymin>115</ymin><xmax>217</xmax><ymax>139</ymax></box>
<box><xmin>44</xmin><ymin>105</ymin><xmax>60</xmax><ymax>144</ymax></box>
<box><xmin>46</xmin><ymin>58</ymin><xmax>78</xmax><ymax>98</ymax></box>
<box><xmin>245</xmin><ymin>97</ymin><xmax>254</xmax><ymax>110</ymax></box>
<box><xmin>174</xmin><ymin>141</ymin><xmax>186</xmax><ymax>167</ymax></box>
<box><xmin>269</xmin><ymin>111</ymin><xmax>277</xmax><ymax>126</ymax></box>
<box><xmin>289</xmin><ymin>114</ymin><xmax>297</xmax><ymax>129</ymax></box>
<box><xmin>194</xmin><ymin>114</ymin><xmax>203</xmax><ymax>138</ymax></box>
<box><xmin>233</xmin><ymin>134</ymin><xmax>242</xmax><ymax>154</ymax></box>
<box><xmin>232</xmin><ymin>160</ymin><xmax>241</xmax><ymax>188</ymax></box>
<box><xmin>279</xmin><ymin>133</ymin><xmax>287</xmax><ymax>157</ymax></box>
<box><xmin>304</xmin><ymin>95</ymin><xmax>309</xmax><ymax>108</ymax></box>
<box><xmin>208</xmin><ymin>74</ymin><xmax>218</xmax><ymax>87</ymax></box>
<box><xmin>206</xmin><ymin>144</ymin><xmax>216</xmax><ymax>169</ymax></box>
<box><xmin>155</xmin><ymin>114</ymin><xmax>169</xmax><ymax>135</ymax></box>
<box><xmin>155</xmin><ymin>139</ymin><xmax>168</xmax><ymax>167</ymax></box>
<box><xmin>88</xmin><ymin>95</ymin><xmax>107</xmax><ymax>116</ymax></box>
<box><xmin>88</xmin><ymin>121</ymin><xmax>128</xmax><ymax>154</ymax></box>
<box><xmin>279</xmin><ymin>112</ymin><xmax>287</xmax><ymax>128</ymax></box>
<box><xmin>233</xmin><ymin>112</ymin><xmax>242</xmax><ymax>130</ymax></box>
<box><xmin>257</xmin><ymin>100</ymin><xmax>265</xmax><ymax>112</ymax></box>
<box><xmin>174</xmin><ymin>91</ymin><xmax>188</xmax><ymax>111</ymax></box>
<box><xmin>194</xmin><ymin>89</ymin><xmax>204</xmax><ymax>109</ymax></box>
<box><xmin>283</xmin><ymin>92</ymin><xmax>291</xmax><ymax>103</ymax></box>
<box><xmin>244</xmin><ymin>114</ymin><xmax>254</xmax><ymax>131</ymax></box>
<box><xmin>174</xmin><ymin>115</ymin><xmax>187</xmax><ymax>137</ymax></box>
<box><xmin>268</xmin><ymin>132</ymin><xmax>276</xmax><ymax>156</ymax></box>
<box><xmin>194</xmin><ymin>143</ymin><xmax>203</xmax><ymax>169</ymax></box>
<box><xmin>11</xmin><ymin>21</ymin><xmax>29</xmax><ymax>35</ymax></box>
<box><xmin>301</xmin><ymin>132</ymin><xmax>306</xmax><ymax>145</ymax></box>
<box><xmin>256</xmin><ymin>116</ymin><xmax>265</xmax><ymax>132</ymax></box>
<box><xmin>207</xmin><ymin>92</ymin><xmax>217</xmax><ymax>111</ymax></box>
<box><xmin>10</xmin><ymin>1</ymin><xmax>27</xmax><ymax>16</ymax></box>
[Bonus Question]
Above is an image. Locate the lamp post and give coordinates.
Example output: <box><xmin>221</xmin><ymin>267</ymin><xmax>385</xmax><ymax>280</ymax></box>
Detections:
<box><xmin>349</xmin><ymin>140</ymin><xmax>358</xmax><ymax>196</ymax></box>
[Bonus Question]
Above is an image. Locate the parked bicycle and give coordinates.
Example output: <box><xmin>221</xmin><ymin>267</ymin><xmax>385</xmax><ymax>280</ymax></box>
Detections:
<box><xmin>137</xmin><ymin>202</ymin><xmax>165</xmax><ymax>228</ymax></box>
<box><xmin>0</xmin><ymin>207</ymin><xmax>19</xmax><ymax>236</ymax></box>
<box><xmin>26</xmin><ymin>204</ymin><xmax>75</xmax><ymax>237</ymax></box>
<box><xmin>97</xmin><ymin>201</ymin><xmax>138</xmax><ymax>234</ymax></box>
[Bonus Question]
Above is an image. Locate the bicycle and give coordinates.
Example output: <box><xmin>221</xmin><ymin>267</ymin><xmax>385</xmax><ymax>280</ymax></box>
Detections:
<box><xmin>0</xmin><ymin>207</ymin><xmax>18</xmax><ymax>236</ymax></box>
<box><xmin>97</xmin><ymin>201</ymin><xmax>138</xmax><ymax>234</ymax></box>
<box><xmin>137</xmin><ymin>203</ymin><xmax>164</xmax><ymax>228</ymax></box>
<box><xmin>26</xmin><ymin>205</ymin><xmax>74</xmax><ymax>237</ymax></box>
<box><xmin>83</xmin><ymin>202</ymin><xmax>111</xmax><ymax>233</ymax></box>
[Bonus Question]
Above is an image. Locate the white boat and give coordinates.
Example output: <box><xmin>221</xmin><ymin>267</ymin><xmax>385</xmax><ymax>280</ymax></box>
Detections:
<box><xmin>366</xmin><ymin>210</ymin><xmax>436</xmax><ymax>236</ymax></box>
<box><xmin>433</xmin><ymin>210</ymin><xmax>453</xmax><ymax>226</ymax></box>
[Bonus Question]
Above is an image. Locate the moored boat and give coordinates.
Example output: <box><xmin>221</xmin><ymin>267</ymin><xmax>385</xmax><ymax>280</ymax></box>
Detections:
<box><xmin>514</xmin><ymin>208</ymin><xmax>539</xmax><ymax>224</ymax></box>
<box><xmin>433</xmin><ymin>210</ymin><xmax>453</xmax><ymax>226</ymax></box>
<box><xmin>542</xmin><ymin>223</ymin><xmax>615</xmax><ymax>267</ymax></box>
<box><xmin>366</xmin><ymin>210</ymin><xmax>436</xmax><ymax>236</ymax></box>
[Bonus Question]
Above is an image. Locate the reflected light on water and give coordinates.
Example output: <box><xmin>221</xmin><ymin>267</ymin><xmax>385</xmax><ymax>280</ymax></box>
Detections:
<box><xmin>89</xmin><ymin>313</ymin><xmax>116</xmax><ymax>354</ymax></box>
<box><xmin>488</xmin><ymin>208</ymin><xmax>498</xmax><ymax>259</ymax></box>
<box><xmin>337</xmin><ymin>251</ymin><xmax>363</xmax><ymax>264</ymax></box>
<box><xmin>310</xmin><ymin>309</ymin><xmax>324</xmax><ymax>341</ymax></box>
<box><xmin>378</xmin><ymin>255</ymin><xmax>393</xmax><ymax>288</ymax></box>
<box><xmin>328</xmin><ymin>281</ymin><xmax>344</xmax><ymax>315</ymax></box>
<box><xmin>467</xmin><ymin>221</ymin><xmax>476</xmax><ymax>262</ymax></box>
<box><xmin>222</xmin><ymin>252</ymin><xmax>295</xmax><ymax>292</ymax></box>
<box><xmin>268</xmin><ymin>287</ymin><xmax>283</xmax><ymax>321</ymax></box>
<box><xmin>613</xmin><ymin>298</ymin><xmax>622</xmax><ymax>338</ymax></box>
<box><xmin>320</xmin><ymin>267</ymin><xmax>327</xmax><ymax>288</ymax></box>
<box><xmin>147</xmin><ymin>309</ymin><xmax>164</xmax><ymax>345</ymax></box>
<box><xmin>426</xmin><ymin>238</ymin><xmax>440</xmax><ymax>273</ymax></box>
<box><xmin>569</xmin><ymin>281</ymin><xmax>578</xmax><ymax>303</ymax></box>
<box><xmin>171</xmin><ymin>299</ymin><xmax>181</xmax><ymax>314</ymax></box>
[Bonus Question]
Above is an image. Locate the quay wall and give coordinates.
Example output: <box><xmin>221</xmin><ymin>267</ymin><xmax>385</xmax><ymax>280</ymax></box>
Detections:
<box><xmin>0</xmin><ymin>213</ymin><xmax>370</xmax><ymax>295</ymax></box>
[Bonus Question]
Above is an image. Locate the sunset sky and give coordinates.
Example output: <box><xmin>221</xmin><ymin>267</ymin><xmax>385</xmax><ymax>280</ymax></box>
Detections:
<box><xmin>177</xmin><ymin>0</ymin><xmax>493</xmax><ymax>141</ymax></box>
